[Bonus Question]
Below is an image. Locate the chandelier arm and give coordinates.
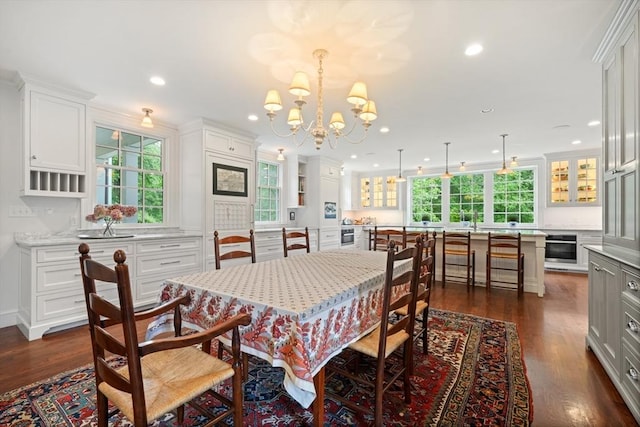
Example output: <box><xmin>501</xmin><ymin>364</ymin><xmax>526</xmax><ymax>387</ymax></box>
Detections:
<box><xmin>335</xmin><ymin>126</ymin><xmax>369</xmax><ymax>144</ymax></box>
<box><xmin>292</xmin><ymin>128</ymin><xmax>315</xmax><ymax>147</ymax></box>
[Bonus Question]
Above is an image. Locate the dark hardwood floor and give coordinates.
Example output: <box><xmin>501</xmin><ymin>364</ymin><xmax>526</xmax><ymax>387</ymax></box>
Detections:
<box><xmin>0</xmin><ymin>271</ymin><xmax>638</xmax><ymax>426</ymax></box>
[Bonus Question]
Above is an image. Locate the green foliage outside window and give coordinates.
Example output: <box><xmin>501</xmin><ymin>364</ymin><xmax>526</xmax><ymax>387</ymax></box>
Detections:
<box><xmin>95</xmin><ymin>127</ymin><xmax>164</xmax><ymax>224</ymax></box>
<box><xmin>449</xmin><ymin>174</ymin><xmax>484</xmax><ymax>222</ymax></box>
<box><xmin>255</xmin><ymin>161</ymin><xmax>280</xmax><ymax>222</ymax></box>
<box><xmin>411</xmin><ymin>176</ymin><xmax>442</xmax><ymax>222</ymax></box>
<box><xmin>492</xmin><ymin>169</ymin><xmax>535</xmax><ymax>223</ymax></box>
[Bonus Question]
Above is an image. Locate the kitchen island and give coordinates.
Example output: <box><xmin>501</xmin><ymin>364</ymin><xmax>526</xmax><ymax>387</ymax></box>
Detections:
<box><xmin>366</xmin><ymin>226</ymin><xmax>547</xmax><ymax>296</ymax></box>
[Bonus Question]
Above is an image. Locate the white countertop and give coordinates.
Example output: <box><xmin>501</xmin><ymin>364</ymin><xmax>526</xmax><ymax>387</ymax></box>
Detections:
<box><xmin>14</xmin><ymin>228</ymin><xmax>202</xmax><ymax>248</ymax></box>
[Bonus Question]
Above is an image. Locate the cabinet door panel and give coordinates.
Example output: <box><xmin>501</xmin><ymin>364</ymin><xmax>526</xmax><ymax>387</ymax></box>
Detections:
<box><xmin>30</xmin><ymin>91</ymin><xmax>85</xmax><ymax>172</ymax></box>
<box><xmin>620</xmin><ymin>21</ymin><xmax>638</xmax><ymax>168</ymax></box>
<box><xmin>603</xmin><ymin>53</ymin><xmax>618</xmax><ymax>174</ymax></box>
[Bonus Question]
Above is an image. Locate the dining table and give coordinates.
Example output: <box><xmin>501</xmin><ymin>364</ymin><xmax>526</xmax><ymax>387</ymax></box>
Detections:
<box><xmin>145</xmin><ymin>249</ymin><xmax>412</xmax><ymax>426</ymax></box>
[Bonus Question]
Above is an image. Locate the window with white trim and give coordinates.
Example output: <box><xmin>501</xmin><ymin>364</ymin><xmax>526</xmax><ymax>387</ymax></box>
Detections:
<box><xmin>492</xmin><ymin>169</ymin><xmax>535</xmax><ymax>223</ymax></box>
<box><xmin>255</xmin><ymin>160</ymin><xmax>281</xmax><ymax>223</ymax></box>
<box><xmin>411</xmin><ymin>176</ymin><xmax>442</xmax><ymax>222</ymax></box>
<box><xmin>449</xmin><ymin>173</ymin><xmax>484</xmax><ymax>222</ymax></box>
<box><xmin>95</xmin><ymin>126</ymin><xmax>164</xmax><ymax>224</ymax></box>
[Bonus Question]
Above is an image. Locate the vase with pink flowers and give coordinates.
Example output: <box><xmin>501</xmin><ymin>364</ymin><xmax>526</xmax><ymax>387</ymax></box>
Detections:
<box><xmin>85</xmin><ymin>204</ymin><xmax>137</xmax><ymax>237</ymax></box>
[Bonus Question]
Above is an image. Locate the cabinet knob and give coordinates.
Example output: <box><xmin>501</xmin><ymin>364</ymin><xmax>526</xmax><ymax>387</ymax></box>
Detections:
<box><xmin>630</xmin><ymin>367</ymin><xmax>638</xmax><ymax>381</ymax></box>
<box><xmin>629</xmin><ymin>320</ymin><xmax>639</xmax><ymax>333</ymax></box>
<box><xmin>594</xmin><ymin>265</ymin><xmax>602</xmax><ymax>272</ymax></box>
<box><xmin>628</xmin><ymin>281</ymin><xmax>639</xmax><ymax>292</ymax></box>
<box><xmin>31</xmin><ymin>155</ymin><xmax>37</xmax><ymax>160</ymax></box>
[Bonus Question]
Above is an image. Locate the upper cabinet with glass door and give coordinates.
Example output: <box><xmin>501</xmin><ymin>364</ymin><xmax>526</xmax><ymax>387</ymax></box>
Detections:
<box><xmin>359</xmin><ymin>173</ymin><xmax>398</xmax><ymax>209</ymax></box>
<box><xmin>546</xmin><ymin>149</ymin><xmax>600</xmax><ymax>206</ymax></box>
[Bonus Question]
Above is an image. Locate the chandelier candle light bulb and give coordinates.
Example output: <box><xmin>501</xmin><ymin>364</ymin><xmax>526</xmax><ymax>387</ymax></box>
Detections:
<box><xmin>263</xmin><ymin>48</ymin><xmax>377</xmax><ymax>150</ymax></box>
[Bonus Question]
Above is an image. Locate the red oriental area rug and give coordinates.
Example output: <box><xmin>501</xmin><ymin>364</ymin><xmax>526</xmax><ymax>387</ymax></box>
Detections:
<box><xmin>0</xmin><ymin>309</ymin><xmax>532</xmax><ymax>426</ymax></box>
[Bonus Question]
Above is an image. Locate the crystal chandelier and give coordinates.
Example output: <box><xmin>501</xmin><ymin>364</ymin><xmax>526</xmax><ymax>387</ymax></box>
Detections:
<box><xmin>263</xmin><ymin>49</ymin><xmax>378</xmax><ymax>150</ymax></box>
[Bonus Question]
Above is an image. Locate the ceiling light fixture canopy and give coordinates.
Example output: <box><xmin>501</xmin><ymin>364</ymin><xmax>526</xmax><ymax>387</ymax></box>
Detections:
<box><xmin>277</xmin><ymin>148</ymin><xmax>285</xmax><ymax>161</ymax></box>
<box><xmin>396</xmin><ymin>149</ymin><xmax>406</xmax><ymax>182</ymax></box>
<box><xmin>263</xmin><ymin>48</ymin><xmax>377</xmax><ymax>150</ymax></box>
<box><xmin>497</xmin><ymin>134</ymin><xmax>513</xmax><ymax>175</ymax></box>
<box><xmin>441</xmin><ymin>142</ymin><xmax>453</xmax><ymax>179</ymax></box>
<box><xmin>141</xmin><ymin>108</ymin><xmax>153</xmax><ymax>128</ymax></box>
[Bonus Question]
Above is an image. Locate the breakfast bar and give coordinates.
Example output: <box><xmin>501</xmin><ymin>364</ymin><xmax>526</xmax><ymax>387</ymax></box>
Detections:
<box><xmin>369</xmin><ymin>227</ymin><xmax>547</xmax><ymax>296</ymax></box>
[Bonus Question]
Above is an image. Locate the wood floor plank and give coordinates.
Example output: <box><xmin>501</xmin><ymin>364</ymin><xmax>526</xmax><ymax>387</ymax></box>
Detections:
<box><xmin>0</xmin><ymin>271</ymin><xmax>637</xmax><ymax>426</ymax></box>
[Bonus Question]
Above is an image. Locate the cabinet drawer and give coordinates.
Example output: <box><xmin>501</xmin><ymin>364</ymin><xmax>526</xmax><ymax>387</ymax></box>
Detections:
<box><xmin>622</xmin><ymin>267</ymin><xmax>640</xmax><ymax>304</ymax></box>
<box><xmin>36</xmin><ymin>250</ymin><xmax>129</xmax><ymax>293</ymax></box>
<box><xmin>623</xmin><ymin>299</ymin><xmax>640</xmax><ymax>349</ymax></box>
<box><xmin>136</xmin><ymin>238</ymin><xmax>200</xmax><ymax>254</ymax></box>
<box><xmin>36</xmin><ymin>242</ymin><xmax>133</xmax><ymax>263</ymax></box>
<box><xmin>621</xmin><ymin>343</ymin><xmax>640</xmax><ymax>409</ymax></box>
<box><xmin>36</xmin><ymin>284</ymin><xmax>118</xmax><ymax>322</ymax></box>
<box><xmin>136</xmin><ymin>251</ymin><xmax>201</xmax><ymax>276</ymax></box>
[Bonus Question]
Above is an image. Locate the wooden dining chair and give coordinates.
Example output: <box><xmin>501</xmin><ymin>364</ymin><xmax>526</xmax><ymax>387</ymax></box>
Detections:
<box><xmin>486</xmin><ymin>232</ymin><xmax>525</xmax><ymax>295</ymax></box>
<box><xmin>214</xmin><ymin>229</ymin><xmax>256</xmax><ymax>269</ymax></box>
<box><xmin>371</xmin><ymin>227</ymin><xmax>406</xmax><ymax>251</ymax></box>
<box><xmin>395</xmin><ymin>252</ymin><xmax>434</xmax><ymax>356</ymax></box>
<box><xmin>78</xmin><ymin>243</ymin><xmax>251</xmax><ymax>426</ymax></box>
<box><xmin>326</xmin><ymin>238</ymin><xmax>422</xmax><ymax>426</ymax></box>
<box><xmin>442</xmin><ymin>231</ymin><xmax>475</xmax><ymax>287</ymax></box>
<box><xmin>282</xmin><ymin>226</ymin><xmax>310</xmax><ymax>257</ymax></box>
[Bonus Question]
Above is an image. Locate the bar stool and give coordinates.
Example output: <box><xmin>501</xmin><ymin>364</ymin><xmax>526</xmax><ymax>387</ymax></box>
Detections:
<box><xmin>486</xmin><ymin>232</ymin><xmax>524</xmax><ymax>295</ymax></box>
<box><xmin>441</xmin><ymin>231</ymin><xmax>475</xmax><ymax>287</ymax></box>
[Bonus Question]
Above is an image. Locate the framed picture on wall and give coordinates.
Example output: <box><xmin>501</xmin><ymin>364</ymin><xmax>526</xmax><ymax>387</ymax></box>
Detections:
<box><xmin>324</xmin><ymin>201</ymin><xmax>337</xmax><ymax>219</ymax></box>
<box><xmin>213</xmin><ymin>163</ymin><xmax>248</xmax><ymax>196</ymax></box>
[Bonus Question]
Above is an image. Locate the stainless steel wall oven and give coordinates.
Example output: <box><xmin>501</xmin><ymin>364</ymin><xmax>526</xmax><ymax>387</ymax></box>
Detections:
<box><xmin>341</xmin><ymin>227</ymin><xmax>355</xmax><ymax>246</ymax></box>
<box><xmin>545</xmin><ymin>234</ymin><xmax>577</xmax><ymax>264</ymax></box>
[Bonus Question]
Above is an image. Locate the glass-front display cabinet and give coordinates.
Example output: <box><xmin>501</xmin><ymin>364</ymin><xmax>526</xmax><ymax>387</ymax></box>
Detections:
<box><xmin>548</xmin><ymin>151</ymin><xmax>599</xmax><ymax>206</ymax></box>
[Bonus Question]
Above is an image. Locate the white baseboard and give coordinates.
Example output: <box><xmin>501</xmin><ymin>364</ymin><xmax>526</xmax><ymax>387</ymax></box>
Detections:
<box><xmin>0</xmin><ymin>309</ymin><xmax>17</xmax><ymax>328</ymax></box>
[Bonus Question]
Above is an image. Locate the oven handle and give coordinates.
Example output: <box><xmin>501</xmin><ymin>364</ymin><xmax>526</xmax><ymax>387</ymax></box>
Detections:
<box><xmin>546</xmin><ymin>240</ymin><xmax>577</xmax><ymax>244</ymax></box>
<box><xmin>342</xmin><ymin>232</ymin><xmax>355</xmax><ymax>237</ymax></box>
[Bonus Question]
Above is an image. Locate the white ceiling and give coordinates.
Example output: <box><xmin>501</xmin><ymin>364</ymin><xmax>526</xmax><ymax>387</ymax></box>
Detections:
<box><xmin>0</xmin><ymin>0</ymin><xmax>620</xmax><ymax>173</ymax></box>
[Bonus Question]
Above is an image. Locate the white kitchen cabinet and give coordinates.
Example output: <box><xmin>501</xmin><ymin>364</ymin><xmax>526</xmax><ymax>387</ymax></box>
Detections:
<box><xmin>359</xmin><ymin>172</ymin><xmax>399</xmax><ymax>209</ymax></box>
<box><xmin>205</xmin><ymin>129</ymin><xmax>254</xmax><ymax>160</ymax></box>
<box><xmin>18</xmin><ymin>75</ymin><xmax>94</xmax><ymax>197</ymax></box>
<box><xmin>586</xmin><ymin>247</ymin><xmax>640</xmax><ymax>423</ymax></box>
<box><xmin>180</xmin><ymin>119</ymin><xmax>256</xmax><ymax>260</ymax></box>
<box><xmin>600</xmin><ymin>7</ymin><xmax>639</xmax><ymax>253</ymax></box>
<box><xmin>297</xmin><ymin>156</ymin><xmax>341</xmax><ymax>236</ymax></box>
<box><xmin>546</xmin><ymin>150</ymin><xmax>600</xmax><ymax>206</ymax></box>
<box><xmin>254</xmin><ymin>228</ymin><xmax>318</xmax><ymax>262</ymax></box>
<box><xmin>287</xmin><ymin>154</ymin><xmax>307</xmax><ymax>208</ymax></box>
<box><xmin>577</xmin><ymin>231</ymin><xmax>603</xmax><ymax>270</ymax></box>
<box><xmin>17</xmin><ymin>235</ymin><xmax>202</xmax><ymax>341</ymax></box>
<box><xmin>318</xmin><ymin>227</ymin><xmax>340</xmax><ymax>251</ymax></box>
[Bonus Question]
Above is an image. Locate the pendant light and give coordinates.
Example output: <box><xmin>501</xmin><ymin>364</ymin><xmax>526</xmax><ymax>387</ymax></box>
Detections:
<box><xmin>441</xmin><ymin>142</ymin><xmax>453</xmax><ymax>179</ymax></box>
<box><xmin>276</xmin><ymin>148</ymin><xmax>285</xmax><ymax>161</ymax></box>
<box><xmin>396</xmin><ymin>149</ymin><xmax>407</xmax><ymax>182</ymax></box>
<box><xmin>497</xmin><ymin>134</ymin><xmax>512</xmax><ymax>174</ymax></box>
<box><xmin>459</xmin><ymin>161</ymin><xmax>466</xmax><ymax>171</ymax></box>
<box><xmin>417</xmin><ymin>165</ymin><xmax>424</xmax><ymax>175</ymax></box>
<box><xmin>510</xmin><ymin>156</ymin><xmax>518</xmax><ymax>167</ymax></box>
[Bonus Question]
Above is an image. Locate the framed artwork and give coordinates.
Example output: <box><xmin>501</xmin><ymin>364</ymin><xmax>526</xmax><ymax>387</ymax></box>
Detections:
<box><xmin>213</xmin><ymin>163</ymin><xmax>248</xmax><ymax>197</ymax></box>
<box><xmin>324</xmin><ymin>201</ymin><xmax>337</xmax><ymax>219</ymax></box>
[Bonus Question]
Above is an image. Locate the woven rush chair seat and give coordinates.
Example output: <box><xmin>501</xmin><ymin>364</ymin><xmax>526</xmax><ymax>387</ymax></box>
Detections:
<box><xmin>100</xmin><ymin>346</ymin><xmax>234</xmax><ymax>423</ymax></box>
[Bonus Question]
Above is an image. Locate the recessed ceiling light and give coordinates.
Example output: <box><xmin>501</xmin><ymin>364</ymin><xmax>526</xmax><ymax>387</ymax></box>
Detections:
<box><xmin>379</xmin><ymin>126</ymin><xmax>390</xmax><ymax>133</ymax></box>
<box><xmin>373</xmin><ymin>163</ymin><xmax>379</xmax><ymax>168</ymax></box>
<box><xmin>149</xmin><ymin>76</ymin><xmax>166</xmax><ymax>86</ymax></box>
<box><xmin>350</xmin><ymin>154</ymin><xmax>357</xmax><ymax>159</ymax></box>
<box><xmin>248</xmin><ymin>114</ymin><xmax>258</xmax><ymax>121</ymax></box>
<box><xmin>588</xmin><ymin>120</ymin><xmax>601</xmax><ymax>127</ymax></box>
<box><xmin>492</xmin><ymin>149</ymin><xmax>500</xmax><ymax>154</ymax></box>
<box><xmin>552</xmin><ymin>124</ymin><xmax>571</xmax><ymax>129</ymax></box>
<box><xmin>423</xmin><ymin>157</ymin><xmax>430</xmax><ymax>162</ymax></box>
<box><xmin>572</xmin><ymin>140</ymin><xmax>582</xmax><ymax>145</ymax></box>
<box><xmin>481</xmin><ymin>108</ymin><xmax>494</xmax><ymax>113</ymax></box>
<box><xmin>465</xmin><ymin>43</ymin><xmax>483</xmax><ymax>56</ymax></box>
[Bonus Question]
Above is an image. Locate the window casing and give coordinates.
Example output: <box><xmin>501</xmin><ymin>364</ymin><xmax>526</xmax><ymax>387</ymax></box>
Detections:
<box><xmin>255</xmin><ymin>160</ymin><xmax>281</xmax><ymax>223</ymax></box>
<box><xmin>409</xmin><ymin>167</ymin><xmax>537</xmax><ymax>225</ymax></box>
<box><xmin>95</xmin><ymin>126</ymin><xmax>165</xmax><ymax>224</ymax></box>
<box><xmin>492</xmin><ymin>169</ymin><xmax>535</xmax><ymax>223</ymax></box>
